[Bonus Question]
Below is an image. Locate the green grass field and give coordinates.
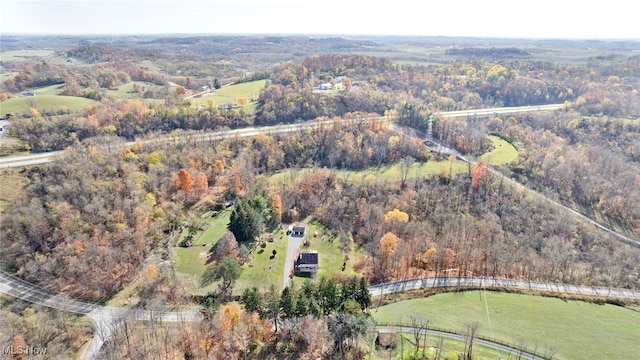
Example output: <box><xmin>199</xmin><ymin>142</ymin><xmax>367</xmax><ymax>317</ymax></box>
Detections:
<box><xmin>27</xmin><ymin>83</ymin><xmax>65</xmax><ymax>96</ymax></box>
<box><xmin>173</xmin><ymin>210</ymin><xmax>231</xmax><ymax>273</ymax></box>
<box><xmin>105</xmin><ymin>81</ymin><xmax>153</xmax><ymax>99</ymax></box>
<box><xmin>0</xmin><ymin>95</ymin><xmax>97</xmax><ymax>115</ymax></box>
<box><xmin>371</xmin><ymin>291</ymin><xmax>640</xmax><ymax>360</ymax></box>
<box><xmin>234</xmin><ymin>227</ymin><xmax>288</xmax><ymax>295</ymax></box>
<box><xmin>173</xmin><ymin>210</ymin><xmax>233</xmax><ymax>293</ymax></box>
<box><xmin>367</xmin><ymin>331</ymin><xmax>516</xmax><ymax>360</ymax></box>
<box><xmin>294</xmin><ymin>221</ymin><xmax>361</xmax><ymax>280</ymax></box>
<box><xmin>0</xmin><ymin>49</ymin><xmax>56</xmax><ymax>62</ymax></box>
<box><xmin>271</xmin><ymin>135</ymin><xmax>516</xmax><ymax>185</ymax></box>
<box><xmin>480</xmin><ymin>136</ymin><xmax>518</xmax><ymax>165</ymax></box>
<box><xmin>193</xmin><ymin>80</ymin><xmax>267</xmax><ymax>113</ymax></box>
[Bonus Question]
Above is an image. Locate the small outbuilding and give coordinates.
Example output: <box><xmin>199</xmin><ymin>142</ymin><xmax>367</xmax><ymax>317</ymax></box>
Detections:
<box><xmin>291</xmin><ymin>223</ymin><xmax>307</xmax><ymax>237</ymax></box>
<box><xmin>376</xmin><ymin>329</ymin><xmax>398</xmax><ymax>349</ymax></box>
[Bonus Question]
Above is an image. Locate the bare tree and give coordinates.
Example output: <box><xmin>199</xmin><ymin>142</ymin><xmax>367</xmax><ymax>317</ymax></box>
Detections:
<box><xmin>463</xmin><ymin>321</ymin><xmax>480</xmax><ymax>360</ymax></box>
<box><xmin>543</xmin><ymin>345</ymin><xmax>560</xmax><ymax>360</ymax></box>
<box><xmin>399</xmin><ymin>156</ymin><xmax>415</xmax><ymax>189</ymax></box>
<box><xmin>515</xmin><ymin>338</ymin><xmax>529</xmax><ymax>360</ymax></box>
<box><xmin>435</xmin><ymin>336</ymin><xmax>444</xmax><ymax>360</ymax></box>
<box><xmin>408</xmin><ymin>313</ymin><xmax>430</xmax><ymax>358</ymax></box>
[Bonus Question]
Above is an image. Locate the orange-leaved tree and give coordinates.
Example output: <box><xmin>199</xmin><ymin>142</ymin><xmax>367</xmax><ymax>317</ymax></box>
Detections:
<box><xmin>175</xmin><ymin>168</ymin><xmax>193</xmax><ymax>192</ymax></box>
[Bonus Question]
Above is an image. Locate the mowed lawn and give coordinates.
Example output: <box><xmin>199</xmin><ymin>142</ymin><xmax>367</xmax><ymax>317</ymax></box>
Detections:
<box><xmin>480</xmin><ymin>135</ymin><xmax>518</xmax><ymax>165</ymax></box>
<box><xmin>233</xmin><ymin>226</ymin><xmax>288</xmax><ymax>295</ymax></box>
<box><xmin>0</xmin><ymin>95</ymin><xmax>96</xmax><ymax>115</ymax></box>
<box><xmin>193</xmin><ymin>79</ymin><xmax>267</xmax><ymax>114</ymax></box>
<box><xmin>173</xmin><ymin>210</ymin><xmax>232</xmax><ymax>293</ymax></box>
<box><xmin>293</xmin><ymin>221</ymin><xmax>362</xmax><ymax>281</ymax></box>
<box><xmin>371</xmin><ymin>291</ymin><xmax>640</xmax><ymax>360</ymax></box>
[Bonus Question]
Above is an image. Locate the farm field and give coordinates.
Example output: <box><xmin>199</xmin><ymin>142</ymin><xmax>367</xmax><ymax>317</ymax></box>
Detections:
<box><xmin>271</xmin><ymin>135</ymin><xmax>516</xmax><ymax>185</ymax></box>
<box><xmin>371</xmin><ymin>291</ymin><xmax>640</xmax><ymax>360</ymax></box>
<box><xmin>26</xmin><ymin>83</ymin><xmax>65</xmax><ymax>96</ymax></box>
<box><xmin>193</xmin><ymin>79</ymin><xmax>267</xmax><ymax>113</ymax></box>
<box><xmin>0</xmin><ymin>95</ymin><xmax>96</xmax><ymax>115</ymax></box>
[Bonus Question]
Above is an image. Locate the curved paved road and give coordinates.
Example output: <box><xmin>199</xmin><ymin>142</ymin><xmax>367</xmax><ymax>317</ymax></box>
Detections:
<box><xmin>3</xmin><ymin>268</ymin><xmax>640</xmax><ymax>359</ymax></box>
<box><xmin>0</xmin><ymin>104</ymin><xmax>564</xmax><ymax>169</ymax></box>
<box><xmin>0</xmin><ymin>269</ymin><xmax>199</xmax><ymax>359</ymax></box>
<box><xmin>373</xmin><ymin>325</ymin><xmax>545</xmax><ymax>360</ymax></box>
<box><xmin>369</xmin><ymin>276</ymin><xmax>640</xmax><ymax>299</ymax></box>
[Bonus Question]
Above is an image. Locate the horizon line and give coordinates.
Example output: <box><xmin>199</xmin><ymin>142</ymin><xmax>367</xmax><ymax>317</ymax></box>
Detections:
<box><xmin>2</xmin><ymin>32</ymin><xmax>640</xmax><ymax>42</ymax></box>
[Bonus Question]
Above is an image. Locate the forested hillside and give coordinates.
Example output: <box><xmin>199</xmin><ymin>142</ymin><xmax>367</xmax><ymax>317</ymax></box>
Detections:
<box><xmin>1</xmin><ymin>36</ymin><xmax>639</xmax><ymax>359</ymax></box>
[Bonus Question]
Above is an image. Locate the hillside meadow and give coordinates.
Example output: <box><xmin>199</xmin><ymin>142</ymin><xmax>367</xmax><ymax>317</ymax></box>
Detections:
<box><xmin>372</xmin><ymin>291</ymin><xmax>640</xmax><ymax>360</ymax></box>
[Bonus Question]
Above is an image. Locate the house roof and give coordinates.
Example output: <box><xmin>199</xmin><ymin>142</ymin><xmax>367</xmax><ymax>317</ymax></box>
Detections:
<box><xmin>292</xmin><ymin>223</ymin><xmax>307</xmax><ymax>233</ymax></box>
<box><xmin>297</xmin><ymin>251</ymin><xmax>318</xmax><ymax>265</ymax></box>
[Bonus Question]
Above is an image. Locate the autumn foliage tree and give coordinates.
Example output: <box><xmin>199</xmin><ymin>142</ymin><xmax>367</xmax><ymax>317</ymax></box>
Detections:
<box><xmin>195</xmin><ymin>171</ymin><xmax>208</xmax><ymax>198</ymax></box>
<box><xmin>384</xmin><ymin>208</ymin><xmax>409</xmax><ymax>224</ymax></box>
<box><xmin>271</xmin><ymin>193</ymin><xmax>282</xmax><ymax>224</ymax></box>
<box><xmin>379</xmin><ymin>232</ymin><xmax>399</xmax><ymax>257</ymax></box>
<box><xmin>470</xmin><ymin>159</ymin><xmax>486</xmax><ymax>191</ymax></box>
<box><xmin>175</xmin><ymin>168</ymin><xmax>193</xmax><ymax>193</ymax></box>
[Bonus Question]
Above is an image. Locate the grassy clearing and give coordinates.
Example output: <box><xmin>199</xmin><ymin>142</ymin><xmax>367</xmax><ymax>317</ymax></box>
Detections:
<box><xmin>135</xmin><ymin>59</ymin><xmax>163</xmax><ymax>72</ymax></box>
<box><xmin>371</xmin><ymin>291</ymin><xmax>640</xmax><ymax>360</ymax></box>
<box><xmin>295</xmin><ymin>221</ymin><xmax>362</xmax><ymax>280</ymax></box>
<box><xmin>234</xmin><ymin>227</ymin><xmax>288</xmax><ymax>295</ymax></box>
<box><xmin>193</xmin><ymin>80</ymin><xmax>267</xmax><ymax>114</ymax></box>
<box><xmin>0</xmin><ymin>95</ymin><xmax>96</xmax><ymax>115</ymax></box>
<box><xmin>0</xmin><ymin>72</ymin><xmax>18</xmax><ymax>84</ymax></box>
<box><xmin>367</xmin><ymin>331</ymin><xmax>514</xmax><ymax>360</ymax></box>
<box><xmin>173</xmin><ymin>210</ymin><xmax>290</xmax><ymax>295</ymax></box>
<box><xmin>28</xmin><ymin>83</ymin><xmax>65</xmax><ymax>96</ymax></box>
<box><xmin>480</xmin><ymin>135</ymin><xmax>518</xmax><ymax>165</ymax></box>
<box><xmin>270</xmin><ymin>159</ymin><xmax>469</xmax><ymax>185</ymax></box>
<box><xmin>173</xmin><ymin>210</ymin><xmax>232</xmax><ymax>294</ymax></box>
<box><xmin>0</xmin><ymin>49</ymin><xmax>56</xmax><ymax>61</ymax></box>
<box><xmin>105</xmin><ymin>81</ymin><xmax>152</xmax><ymax>99</ymax></box>
<box><xmin>173</xmin><ymin>210</ymin><xmax>232</xmax><ymax>274</ymax></box>
<box><xmin>270</xmin><ymin>135</ymin><xmax>515</xmax><ymax>185</ymax></box>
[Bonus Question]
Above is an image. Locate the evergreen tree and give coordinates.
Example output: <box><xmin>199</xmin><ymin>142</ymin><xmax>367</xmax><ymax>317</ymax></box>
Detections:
<box><xmin>294</xmin><ymin>294</ymin><xmax>310</xmax><ymax>317</ymax></box>
<box><xmin>280</xmin><ymin>286</ymin><xmax>296</xmax><ymax>319</ymax></box>
<box><xmin>319</xmin><ymin>277</ymin><xmax>340</xmax><ymax>315</ymax></box>
<box><xmin>355</xmin><ymin>276</ymin><xmax>372</xmax><ymax>310</ymax></box>
<box><xmin>241</xmin><ymin>286</ymin><xmax>263</xmax><ymax>315</ymax></box>
<box><xmin>341</xmin><ymin>276</ymin><xmax>358</xmax><ymax>303</ymax></box>
<box><xmin>228</xmin><ymin>198</ymin><xmax>262</xmax><ymax>243</ymax></box>
<box><xmin>265</xmin><ymin>284</ymin><xmax>281</xmax><ymax>332</ymax></box>
<box><xmin>308</xmin><ymin>296</ymin><xmax>323</xmax><ymax>317</ymax></box>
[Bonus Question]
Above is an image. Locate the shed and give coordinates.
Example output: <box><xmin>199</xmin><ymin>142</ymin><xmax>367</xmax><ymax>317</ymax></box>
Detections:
<box><xmin>291</xmin><ymin>223</ymin><xmax>307</xmax><ymax>236</ymax></box>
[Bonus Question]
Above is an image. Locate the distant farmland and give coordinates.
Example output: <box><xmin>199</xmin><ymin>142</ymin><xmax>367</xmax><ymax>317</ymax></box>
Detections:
<box><xmin>0</xmin><ymin>95</ymin><xmax>96</xmax><ymax>115</ymax></box>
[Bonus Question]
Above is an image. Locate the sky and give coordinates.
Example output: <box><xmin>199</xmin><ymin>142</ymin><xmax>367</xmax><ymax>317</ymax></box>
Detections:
<box><xmin>1</xmin><ymin>0</ymin><xmax>638</xmax><ymax>39</ymax></box>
